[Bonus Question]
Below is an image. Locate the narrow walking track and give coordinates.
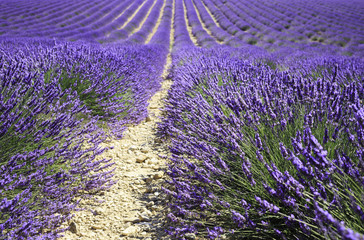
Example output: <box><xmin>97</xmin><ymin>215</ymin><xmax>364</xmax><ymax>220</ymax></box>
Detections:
<box><xmin>61</xmin><ymin>55</ymin><xmax>173</xmax><ymax>240</ymax></box>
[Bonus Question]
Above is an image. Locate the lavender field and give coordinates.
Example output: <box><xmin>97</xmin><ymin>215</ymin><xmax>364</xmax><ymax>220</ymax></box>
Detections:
<box><xmin>0</xmin><ymin>0</ymin><xmax>363</xmax><ymax>239</ymax></box>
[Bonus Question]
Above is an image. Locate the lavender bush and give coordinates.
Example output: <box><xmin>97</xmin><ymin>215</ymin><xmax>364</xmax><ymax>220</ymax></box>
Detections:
<box><xmin>160</xmin><ymin>47</ymin><xmax>364</xmax><ymax>239</ymax></box>
<box><xmin>0</xmin><ymin>38</ymin><xmax>166</xmax><ymax>239</ymax></box>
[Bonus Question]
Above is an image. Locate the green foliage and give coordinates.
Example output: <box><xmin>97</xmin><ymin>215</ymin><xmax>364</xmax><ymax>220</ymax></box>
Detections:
<box><xmin>45</xmin><ymin>67</ymin><xmax>131</xmax><ymax>119</ymax></box>
<box><xmin>241</xmin><ymin>25</ymin><xmax>250</xmax><ymax>31</ymax></box>
<box><xmin>247</xmin><ymin>38</ymin><xmax>258</xmax><ymax>45</ymax></box>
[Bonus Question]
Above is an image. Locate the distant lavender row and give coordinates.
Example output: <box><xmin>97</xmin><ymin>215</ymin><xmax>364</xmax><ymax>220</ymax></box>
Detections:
<box><xmin>149</xmin><ymin>0</ymin><xmax>173</xmax><ymax>48</ymax></box>
<box><xmin>183</xmin><ymin>0</ymin><xmax>217</xmax><ymax>48</ymax></box>
<box><xmin>194</xmin><ymin>0</ymin><xmax>242</xmax><ymax>46</ymax></box>
<box><xmin>6</xmin><ymin>0</ymin><xmax>93</xmax><ymax>30</ymax></box>
<box><xmin>173</xmin><ymin>0</ymin><xmax>195</xmax><ymax>49</ymax></box>
<box><xmin>69</xmin><ymin>0</ymin><xmax>137</xmax><ymax>40</ymax></box>
<box><xmin>0</xmin><ymin>0</ymin><xmax>363</xmax><ymax>55</ymax></box>
<box><xmin>127</xmin><ymin>0</ymin><xmax>165</xmax><ymax>44</ymax></box>
<box><xmin>104</xmin><ymin>0</ymin><xmax>156</xmax><ymax>42</ymax></box>
<box><xmin>3</xmin><ymin>0</ymin><xmax>115</xmax><ymax>38</ymax></box>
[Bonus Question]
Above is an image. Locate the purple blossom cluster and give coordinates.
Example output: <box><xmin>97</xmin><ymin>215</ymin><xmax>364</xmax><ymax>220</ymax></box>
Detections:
<box><xmin>160</xmin><ymin>46</ymin><xmax>364</xmax><ymax>239</ymax></box>
<box><xmin>0</xmin><ymin>38</ymin><xmax>166</xmax><ymax>239</ymax></box>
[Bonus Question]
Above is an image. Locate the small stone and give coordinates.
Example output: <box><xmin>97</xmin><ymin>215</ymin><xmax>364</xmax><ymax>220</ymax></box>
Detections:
<box><xmin>123</xmin><ymin>217</ymin><xmax>140</xmax><ymax>223</ymax></box>
<box><xmin>91</xmin><ymin>225</ymin><xmax>104</xmax><ymax>230</ymax></box>
<box><xmin>151</xmin><ymin>205</ymin><xmax>159</xmax><ymax>211</ymax></box>
<box><xmin>141</xmin><ymin>148</ymin><xmax>149</xmax><ymax>153</ymax></box>
<box><xmin>138</xmin><ymin>213</ymin><xmax>150</xmax><ymax>222</ymax></box>
<box><xmin>145</xmin><ymin>116</ymin><xmax>152</xmax><ymax>122</ymax></box>
<box><xmin>142</xmin><ymin>209</ymin><xmax>152</xmax><ymax>216</ymax></box>
<box><xmin>185</xmin><ymin>233</ymin><xmax>196</xmax><ymax>239</ymax></box>
<box><xmin>136</xmin><ymin>155</ymin><xmax>148</xmax><ymax>163</ymax></box>
<box><xmin>129</xmin><ymin>145</ymin><xmax>139</xmax><ymax>151</ymax></box>
<box><xmin>146</xmin><ymin>158</ymin><xmax>158</xmax><ymax>165</ymax></box>
<box><xmin>153</xmin><ymin>172</ymin><xmax>164</xmax><ymax>179</ymax></box>
<box><xmin>69</xmin><ymin>222</ymin><xmax>77</xmax><ymax>234</ymax></box>
<box><xmin>121</xmin><ymin>226</ymin><xmax>138</xmax><ymax>236</ymax></box>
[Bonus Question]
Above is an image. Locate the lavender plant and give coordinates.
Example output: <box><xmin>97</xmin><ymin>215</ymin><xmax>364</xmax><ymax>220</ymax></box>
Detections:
<box><xmin>0</xmin><ymin>37</ymin><xmax>167</xmax><ymax>239</ymax></box>
<box><xmin>0</xmin><ymin>41</ymin><xmax>113</xmax><ymax>239</ymax></box>
<box><xmin>161</xmin><ymin>47</ymin><xmax>364</xmax><ymax>239</ymax></box>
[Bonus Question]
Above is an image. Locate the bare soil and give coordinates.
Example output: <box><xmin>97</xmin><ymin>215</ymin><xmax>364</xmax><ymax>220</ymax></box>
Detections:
<box><xmin>60</xmin><ymin>56</ymin><xmax>173</xmax><ymax>240</ymax></box>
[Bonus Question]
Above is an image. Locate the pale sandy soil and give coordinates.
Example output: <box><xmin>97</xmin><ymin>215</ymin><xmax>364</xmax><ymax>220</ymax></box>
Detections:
<box><xmin>60</xmin><ymin>56</ymin><xmax>173</xmax><ymax>240</ymax></box>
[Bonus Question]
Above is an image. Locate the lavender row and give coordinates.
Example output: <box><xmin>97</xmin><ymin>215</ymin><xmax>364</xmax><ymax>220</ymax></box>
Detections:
<box><xmin>0</xmin><ymin>39</ymin><xmax>113</xmax><ymax>239</ymax></box>
<box><xmin>5</xmin><ymin>0</ymin><xmax>92</xmax><ymax>29</ymax></box>
<box><xmin>183</xmin><ymin>0</ymin><xmax>217</xmax><ymax>48</ymax></box>
<box><xmin>148</xmin><ymin>0</ymin><xmax>173</xmax><ymax>48</ymax></box>
<box><xmin>199</xmin><ymin>0</ymin><xmax>244</xmax><ymax>46</ymax></box>
<box><xmin>0</xmin><ymin>38</ymin><xmax>167</xmax><ymax>239</ymax></box>
<box><xmin>160</xmin><ymin>46</ymin><xmax>364</xmax><ymax>239</ymax></box>
<box><xmin>4</xmin><ymin>0</ymin><xmax>72</xmax><ymax>25</ymax></box>
<box><xmin>191</xmin><ymin>0</ymin><xmax>228</xmax><ymax>42</ymax></box>
<box><xmin>0</xmin><ymin>0</ymin><xmax>363</xmax><ymax>51</ymax></box>
<box><xmin>105</xmin><ymin>0</ymin><xmax>156</xmax><ymax>43</ymax></box>
<box><xmin>197</xmin><ymin>0</ymin><xmax>249</xmax><ymax>46</ymax></box>
<box><xmin>223</xmin><ymin>0</ymin><xmax>292</xmax><ymax>47</ymax></box>
<box><xmin>2</xmin><ymin>0</ymin><xmax>107</xmax><ymax>38</ymax></box>
<box><xmin>0</xmin><ymin>0</ymin><xmax>60</xmax><ymax>20</ymax></box>
<box><xmin>173</xmin><ymin>0</ymin><xmax>196</xmax><ymax>49</ymax></box>
<box><xmin>221</xmin><ymin>0</ymin><xmax>364</xmax><ymax>53</ymax></box>
<box><xmin>71</xmin><ymin>0</ymin><xmax>139</xmax><ymax>40</ymax></box>
<box><xmin>42</xmin><ymin>0</ymin><xmax>124</xmax><ymax>39</ymax></box>
<box><xmin>126</xmin><ymin>0</ymin><xmax>165</xmax><ymax>44</ymax></box>
<box><xmin>93</xmin><ymin>0</ymin><xmax>146</xmax><ymax>43</ymax></box>
<box><xmin>1</xmin><ymin>0</ymin><xmax>132</xmax><ymax>41</ymax></box>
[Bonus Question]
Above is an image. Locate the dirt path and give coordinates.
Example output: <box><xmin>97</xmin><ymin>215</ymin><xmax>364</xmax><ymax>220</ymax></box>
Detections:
<box><xmin>61</xmin><ymin>55</ymin><xmax>172</xmax><ymax>240</ymax></box>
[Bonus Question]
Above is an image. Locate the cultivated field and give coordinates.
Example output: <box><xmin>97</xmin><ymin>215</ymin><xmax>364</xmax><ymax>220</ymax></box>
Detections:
<box><xmin>0</xmin><ymin>0</ymin><xmax>363</xmax><ymax>239</ymax></box>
